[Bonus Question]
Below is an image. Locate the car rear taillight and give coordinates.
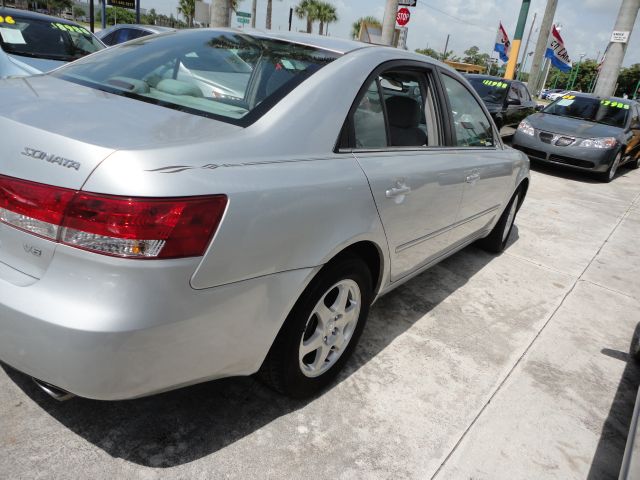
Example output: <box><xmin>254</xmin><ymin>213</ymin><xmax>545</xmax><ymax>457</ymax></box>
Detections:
<box><xmin>0</xmin><ymin>175</ymin><xmax>227</xmax><ymax>259</ymax></box>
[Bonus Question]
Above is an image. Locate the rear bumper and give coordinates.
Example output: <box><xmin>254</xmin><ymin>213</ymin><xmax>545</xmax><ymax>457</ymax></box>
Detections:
<box><xmin>512</xmin><ymin>131</ymin><xmax>616</xmax><ymax>172</ymax></box>
<box><xmin>0</xmin><ymin>244</ymin><xmax>315</xmax><ymax>400</ymax></box>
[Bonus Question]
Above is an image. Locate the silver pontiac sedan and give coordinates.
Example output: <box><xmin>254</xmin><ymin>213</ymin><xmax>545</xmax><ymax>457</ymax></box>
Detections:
<box><xmin>0</xmin><ymin>29</ymin><xmax>529</xmax><ymax>400</ymax></box>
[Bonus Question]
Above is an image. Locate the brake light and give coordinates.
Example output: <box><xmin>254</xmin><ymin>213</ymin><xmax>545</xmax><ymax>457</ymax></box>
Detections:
<box><xmin>0</xmin><ymin>175</ymin><xmax>227</xmax><ymax>259</ymax></box>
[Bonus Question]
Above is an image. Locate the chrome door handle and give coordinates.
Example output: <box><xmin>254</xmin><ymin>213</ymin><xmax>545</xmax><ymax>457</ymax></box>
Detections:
<box><xmin>466</xmin><ymin>172</ymin><xmax>481</xmax><ymax>184</ymax></box>
<box><xmin>386</xmin><ymin>185</ymin><xmax>411</xmax><ymax>198</ymax></box>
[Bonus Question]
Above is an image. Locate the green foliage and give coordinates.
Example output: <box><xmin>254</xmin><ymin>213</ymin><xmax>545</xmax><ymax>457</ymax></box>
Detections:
<box><xmin>178</xmin><ymin>0</ymin><xmax>195</xmax><ymax>27</ymax></box>
<box><xmin>295</xmin><ymin>0</ymin><xmax>320</xmax><ymax>33</ymax></box>
<box><xmin>415</xmin><ymin>48</ymin><xmax>459</xmax><ymax>63</ymax></box>
<box><xmin>616</xmin><ymin>64</ymin><xmax>640</xmax><ymax>98</ymax></box>
<box><xmin>546</xmin><ymin>59</ymin><xmax>599</xmax><ymax>92</ymax></box>
<box><xmin>351</xmin><ymin>15</ymin><xmax>381</xmax><ymax>39</ymax></box>
<box><xmin>315</xmin><ymin>1</ymin><xmax>337</xmax><ymax>36</ymax></box>
<box><xmin>97</xmin><ymin>6</ymin><xmax>136</xmax><ymax>25</ymax></box>
<box><xmin>462</xmin><ymin>46</ymin><xmax>490</xmax><ymax>67</ymax></box>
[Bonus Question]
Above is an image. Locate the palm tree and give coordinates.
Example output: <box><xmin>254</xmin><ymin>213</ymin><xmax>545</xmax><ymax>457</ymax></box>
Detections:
<box><xmin>211</xmin><ymin>0</ymin><xmax>232</xmax><ymax>27</ymax></box>
<box><xmin>178</xmin><ymin>0</ymin><xmax>195</xmax><ymax>27</ymax></box>
<box><xmin>295</xmin><ymin>0</ymin><xmax>320</xmax><ymax>34</ymax></box>
<box><xmin>316</xmin><ymin>1</ymin><xmax>337</xmax><ymax>36</ymax></box>
<box><xmin>351</xmin><ymin>16</ymin><xmax>381</xmax><ymax>40</ymax></box>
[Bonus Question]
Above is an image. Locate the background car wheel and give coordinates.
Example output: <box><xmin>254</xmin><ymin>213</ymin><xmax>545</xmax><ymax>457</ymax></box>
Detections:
<box><xmin>600</xmin><ymin>152</ymin><xmax>622</xmax><ymax>182</ymax></box>
<box><xmin>259</xmin><ymin>255</ymin><xmax>372</xmax><ymax>398</ymax></box>
<box><xmin>478</xmin><ymin>189</ymin><xmax>521</xmax><ymax>254</ymax></box>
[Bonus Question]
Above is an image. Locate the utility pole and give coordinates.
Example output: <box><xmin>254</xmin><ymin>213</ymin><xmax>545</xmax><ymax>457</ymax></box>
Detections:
<box><xmin>517</xmin><ymin>12</ymin><xmax>536</xmax><ymax>81</ymax></box>
<box><xmin>528</xmin><ymin>0</ymin><xmax>558</xmax><ymax>96</ymax></box>
<box><xmin>251</xmin><ymin>0</ymin><xmax>257</xmax><ymax>28</ymax></box>
<box><xmin>381</xmin><ymin>0</ymin><xmax>399</xmax><ymax>46</ymax></box>
<box><xmin>211</xmin><ymin>0</ymin><xmax>231</xmax><ymax>27</ymax></box>
<box><xmin>505</xmin><ymin>0</ymin><xmax>531</xmax><ymax>79</ymax></box>
<box><xmin>594</xmin><ymin>0</ymin><xmax>640</xmax><ymax>97</ymax></box>
<box><xmin>442</xmin><ymin>34</ymin><xmax>450</xmax><ymax>59</ymax></box>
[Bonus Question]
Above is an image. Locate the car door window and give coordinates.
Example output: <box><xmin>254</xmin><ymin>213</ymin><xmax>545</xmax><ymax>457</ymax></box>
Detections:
<box><xmin>507</xmin><ymin>84</ymin><xmax>519</xmax><ymax>102</ymax></box>
<box><xmin>101</xmin><ymin>31</ymin><xmax>117</xmax><ymax>46</ymax></box>
<box><xmin>441</xmin><ymin>75</ymin><xmax>495</xmax><ymax>148</ymax></box>
<box><xmin>115</xmin><ymin>28</ymin><xmax>145</xmax><ymax>44</ymax></box>
<box><xmin>352</xmin><ymin>69</ymin><xmax>439</xmax><ymax>149</ymax></box>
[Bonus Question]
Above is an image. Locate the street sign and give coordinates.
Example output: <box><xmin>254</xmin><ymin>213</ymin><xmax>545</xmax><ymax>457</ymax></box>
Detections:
<box><xmin>237</xmin><ymin>11</ymin><xmax>251</xmax><ymax>18</ymax></box>
<box><xmin>611</xmin><ymin>31</ymin><xmax>630</xmax><ymax>43</ymax></box>
<box><xmin>396</xmin><ymin>7</ymin><xmax>410</xmax><ymax>26</ymax></box>
<box><xmin>238</xmin><ymin>17</ymin><xmax>250</xmax><ymax>24</ymax></box>
<box><xmin>398</xmin><ymin>0</ymin><xmax>417</xmax><ymax>6</ymax></box>
<box><xmin>107</xmin><ymin>0</ymin><xmax>135</xmax><ymax>9</ymax></box>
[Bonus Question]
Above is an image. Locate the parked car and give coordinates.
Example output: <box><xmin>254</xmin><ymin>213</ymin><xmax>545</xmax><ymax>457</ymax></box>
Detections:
<box><xmin>540</xmin><ymin>88</ymin><xmax>562</xmax><ymax>100</ymax></box>
<box><xmin>96</xmin><ymin>24</ymin><xmax>175</xmax><ymax>46</ymax></box>
<box><xmin>546</xmin><ymin>90</ymin><xmax>580</xmax><ymax>102</ymax></box>
<box><xmin>0</xmin><ymin>29</ymin><xmax>529</xmax><ymax>401</ymax></box>
<box><xmin>513</xmin><ymin>94</ymin><xmax>640</xmax><ymax>182</ymax></box>
<box><xmin>466</xmin><ymin>74</ymin><xmax>538</xmax><ymax>136</ymax></box>
<box><xmin>0</xmin><ymin>7</ymin><xmax>104</xmax><ymax>78</ymax></box>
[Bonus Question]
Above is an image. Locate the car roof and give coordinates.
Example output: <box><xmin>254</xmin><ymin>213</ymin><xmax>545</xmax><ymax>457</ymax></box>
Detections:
<box><xmin>229</xmin><ymin>28</ymin><xmax>372</xmax><ymax>54</ymax></box>
<box><xmin>0</xmin><ymin>6</ymin><xmax>80</xmax><ymax>24</ymax></box>
<box><xmin>100</xmin><ymin>24</ymin><xmax>175</xmax><ymax>34</ymax></box>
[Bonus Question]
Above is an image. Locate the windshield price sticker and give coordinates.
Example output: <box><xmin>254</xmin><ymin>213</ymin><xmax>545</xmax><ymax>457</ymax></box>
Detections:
<box><xmin>0</xmin><ymin>27</ymin><xmax>26</xmax><ymax>44</ymax></box>
<box><xmin>562</xmin><ymin>95</ymin><xmax>575</xmax><ymax>100</ymax></box>
<box><xmin>482</xmin><ymin>80</ymin><xmax>507</xmax><ymax>89</ymax></box>
<box><xmin>601</xmin><ymin>100</ymin><xmax>630</xmax><ymax>110</ymax></box>
<box><xmin>0</xmin><ymin>16</ymin><xmax>16</xmax><ymax>24</ymax></box>
<box><xmin>557</xmin><ymin>99</ymin><xmax>574</xmax><ymax>106</ymax></box>
<box><xmin>51</xmin><ymin>22</ymin><xmax>90</xmax><ymax>35</ymax></box>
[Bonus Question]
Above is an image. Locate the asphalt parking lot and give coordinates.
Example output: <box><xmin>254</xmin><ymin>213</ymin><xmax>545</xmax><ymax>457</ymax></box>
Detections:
<box><xmin>1</xmin><ymin>161</ymin><xmax>640</xmax><ymax>480</ymax></box>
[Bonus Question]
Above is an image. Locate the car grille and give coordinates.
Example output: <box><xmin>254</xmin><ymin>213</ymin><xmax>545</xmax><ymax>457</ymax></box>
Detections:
<box><xmin>548</xmin><ymin>155</ymin><xmax>595</xmax><ymax>169</ymax></box>
<box><xmin>539</xmin><ymin>132</ymin><xmax>554</xmax><ymax>144</ymax></box>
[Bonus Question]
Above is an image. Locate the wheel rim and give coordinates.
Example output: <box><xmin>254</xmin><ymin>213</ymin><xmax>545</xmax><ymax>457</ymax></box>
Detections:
<box><xmin>502</xmin><ymin>194</ymin><xmax>519</xmax><ymax>243</ymax></box>
<box><xmin>299</xmin><ymin>279</ymin><xmax>361</xmax><ymax>378</ymax></box>
<box><xmin>609</xmin><ymin>154</ymin><xmax>621</xmax><ymax>180</ymax></box>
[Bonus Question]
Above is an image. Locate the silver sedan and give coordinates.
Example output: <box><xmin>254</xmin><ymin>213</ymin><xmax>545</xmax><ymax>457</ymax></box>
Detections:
<box><xmin>0</xmin><ymin>29</ymin><xmax>529</xmax><ymax>400</ymax></box>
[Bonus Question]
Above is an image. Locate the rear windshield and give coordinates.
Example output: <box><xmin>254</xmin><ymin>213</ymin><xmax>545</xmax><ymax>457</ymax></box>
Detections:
<box><xmin>467</xmin><ymin>78</ymin><xmax>509</xmax><ymax>104</ymax></box>
<box><xmin>543</xmin><ymin>95</ymin><xmax>631</xmax><ymax>128</ymax></box>
<box><xmin>0</xmin><ymin>14</ymin><xmax>103</xmax><ymax>61</ymax></box>
<box><xmin>53</xmin><ymin>30</ymin><xmax>341</xmax><ymax>125</ymax></box>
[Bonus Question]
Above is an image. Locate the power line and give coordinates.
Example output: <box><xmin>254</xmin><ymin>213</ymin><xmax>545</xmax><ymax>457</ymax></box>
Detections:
<box><xmin>415</xmin><ymin>0</ymin><xmax>495</xmax><ymax>32</ymax></box>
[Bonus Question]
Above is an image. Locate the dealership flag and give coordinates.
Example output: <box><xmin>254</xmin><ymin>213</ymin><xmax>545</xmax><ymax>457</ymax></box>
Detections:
<box><xmin>494</xmin><ymin>22</ymin><xmax>511</xmax><ymax>62</ymax></box>
<box><xmin>545</xmin><ymin>25</ymin><xmax>572</xmax><ymax>72</ymax></box>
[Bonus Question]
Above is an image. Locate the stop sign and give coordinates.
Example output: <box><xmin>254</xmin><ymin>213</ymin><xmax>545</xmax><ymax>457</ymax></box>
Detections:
<box><xmin>396</xmin><ymin>7</ymin><xmax>411</xmax><ymax>26</ymax></box>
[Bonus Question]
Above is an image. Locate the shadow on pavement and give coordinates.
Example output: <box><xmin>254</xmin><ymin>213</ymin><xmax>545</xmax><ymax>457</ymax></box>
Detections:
<box><xmin>587</xmin><ymin>323</ymin><xmax>640</xmax><ymax>479</ymax></box>
<box><xmin>3</xmin><ymin>243</ymin><xmax>500</xmax><ymax>468</ymax></box>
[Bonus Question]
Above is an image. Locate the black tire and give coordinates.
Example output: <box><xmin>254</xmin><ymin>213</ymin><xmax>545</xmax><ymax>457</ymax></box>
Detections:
<box><xmin>258</xmin><ymin>255</ymin><xmax>373</xmax><ymax>398</ymax></box>
<box><xmin>599</xmin><ymin>151</ymin><xmax>622</xmax><ymax>183</ymax></box>
<box><xmin>478</xmin><ymin>189</ymin><xmax>521</xmax><ymax>254</ymax></box>
<box><xmin>628</xmin><ymin>155</ymin><xmax>640</xmax><ymax>170</ymax></box>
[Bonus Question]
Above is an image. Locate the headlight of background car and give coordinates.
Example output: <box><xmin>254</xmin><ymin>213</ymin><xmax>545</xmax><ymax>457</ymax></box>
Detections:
<box><xmin>517</xmin><ymin>119</ymin><xmax>535</xmax><ymax>136</ymax></box>
<box><xmin>577</xmin><ymin>137</ymin><xmax>617</xmax><ymax>149</ymax></box>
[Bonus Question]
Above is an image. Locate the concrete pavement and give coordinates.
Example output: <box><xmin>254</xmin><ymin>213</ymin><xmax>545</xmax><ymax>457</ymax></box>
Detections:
<box><xmin>1</xmin><ymin>163</ymin><xmax>639</xmax><ymax>479</ymax></box>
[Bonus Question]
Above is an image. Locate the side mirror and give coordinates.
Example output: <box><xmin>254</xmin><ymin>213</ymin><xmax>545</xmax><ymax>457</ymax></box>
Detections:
<box><xmin>507</xmin><ymin>97</ymin><xmax>521</xmax><ymax>106</ymax></box>
<box><xmin>535</xmin><ymin>104</ymin><xmax>545</xmax><ymax>112</ymax></box>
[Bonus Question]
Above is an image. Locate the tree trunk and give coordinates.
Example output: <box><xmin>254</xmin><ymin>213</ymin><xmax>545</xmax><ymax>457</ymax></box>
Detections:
<box><xmin>251</xmin><ymin>0</ymin><xmax>256</xmax><ymax>28</ymax></box>
<box><xmin>319</xmin><ymin>21</ymin><xmax>324</xmax><ymax>35</ymax></box>
<box><xmin>306</xmin><ymin>17</ymin><xmax>312</xmax><ymax>33</ymax></box>
<box><xmin>211</xmin><ymin>0</ymin><xmax>231</xmax><ymax>28</ymax></box>
<box><xmin>266</xmin><ymin>0</ymin><xmax>272</xmax><ymax>29</ymax></box>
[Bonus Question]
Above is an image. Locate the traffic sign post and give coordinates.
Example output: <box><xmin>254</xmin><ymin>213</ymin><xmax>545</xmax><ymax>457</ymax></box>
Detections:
<box><xmin>396</xmin><ymin>7</ymin><xmax>410</xmax><ymax>27</ymax></box>
<box><xmin>237</xmin><ymin>11</ymin><xmax>251</xmax><ymax>27</ymax></box>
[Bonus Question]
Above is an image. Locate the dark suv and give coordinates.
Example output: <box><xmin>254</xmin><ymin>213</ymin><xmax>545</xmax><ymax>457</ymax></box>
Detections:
<box><xmin>466</xmin><ymin>74</ymin><xmax>538</xmax><ymax>136</ymax></box>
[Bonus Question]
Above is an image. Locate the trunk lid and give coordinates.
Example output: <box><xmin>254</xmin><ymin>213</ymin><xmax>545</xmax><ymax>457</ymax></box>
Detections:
<box><xmin>0</xmin><ymin>74</ymin><xmax>238</xmax><ymax>280</ymax></box>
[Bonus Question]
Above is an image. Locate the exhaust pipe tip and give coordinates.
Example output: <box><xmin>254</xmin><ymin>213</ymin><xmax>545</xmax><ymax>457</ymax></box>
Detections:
<box><xmin>32</xmin><ymin>378</ymin><xmax>75</xmax><ymax>401</ymax></box>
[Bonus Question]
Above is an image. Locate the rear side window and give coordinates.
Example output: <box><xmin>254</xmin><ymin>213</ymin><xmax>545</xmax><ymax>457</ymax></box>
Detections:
<box><xmin>114</xmin><ymin>28</ymin><xmax>149</xmax><ymax>44</ymax></box>
<box><xmin>442</xmin><ymin>75</ymin><xmax>495</xmax><ymax>148</ymax></box>
<box><xmin>517</xmin><ymin>83</ymin><xmax>532</xmax><ymax>102</ymax></box>
<box><xmin>351</xmin><ymin>68</ymin><xmax>440</xmax><ymax>150</ymax></box>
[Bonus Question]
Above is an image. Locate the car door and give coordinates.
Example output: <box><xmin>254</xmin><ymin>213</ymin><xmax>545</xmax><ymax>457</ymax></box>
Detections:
<box><xmin>626</xmin><ymin>104</ymin><xmax>640</xmax><ymax>161</ymax></box>
<box><xmin>439</xmin><ymin>73</ymin><xmax>515</xmax><ymax>244</ymax></box>
<box><xmin>346</xmin><ymin>64</ymin><xmax>466</xmax><ymax>281</ymax></box>
<box><xmin>516</xmin><ymin>82</ymin><xmax>537</xmax><ymax>119</ymax></box>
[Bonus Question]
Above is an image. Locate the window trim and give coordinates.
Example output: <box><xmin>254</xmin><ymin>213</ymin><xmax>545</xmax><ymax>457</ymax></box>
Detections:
<box><xmin>336</xmin><ymin>59</ymin><xmax>451</xmax><ymax>153</ymax></box>
<box><xmin>438</xmin><ymin>69</ymin><xmax>502</xmax><ymax>150</ymax></box>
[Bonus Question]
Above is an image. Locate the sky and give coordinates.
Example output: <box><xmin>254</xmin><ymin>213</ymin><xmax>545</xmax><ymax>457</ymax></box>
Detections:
<box><xmin>150</xmin><ymin>0</ymin><xmax>640</xmax><ymax>69</ymax></box>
